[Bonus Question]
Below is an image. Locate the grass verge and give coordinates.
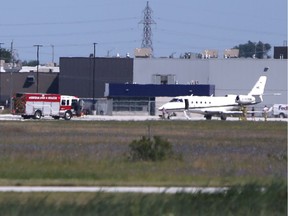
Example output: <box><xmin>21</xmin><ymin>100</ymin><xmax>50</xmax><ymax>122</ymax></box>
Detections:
<box><xmin>0</xmin><ymin>182</ymin><xmax>286</xmax><ymax>216</ymax></box>
<box><xmin>0</xmin><ymin>120</ymin><xmax>286</xmax><ymax>186</ymax></box>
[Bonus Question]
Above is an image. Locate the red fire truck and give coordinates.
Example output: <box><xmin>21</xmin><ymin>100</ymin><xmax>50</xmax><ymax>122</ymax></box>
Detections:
<box><xmin>12</xmin><ymin>93</ymin><xmax>81</xmax><ymax>120</ymax></box>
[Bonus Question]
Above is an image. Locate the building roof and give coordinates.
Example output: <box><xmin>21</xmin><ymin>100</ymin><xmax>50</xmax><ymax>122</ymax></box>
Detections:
<box><xmin>19</xmin><ymin>66</ymin><xmax>60</xmax><ymax>73</ymax></box>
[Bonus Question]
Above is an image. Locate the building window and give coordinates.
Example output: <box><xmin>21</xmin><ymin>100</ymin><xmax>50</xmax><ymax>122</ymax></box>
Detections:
<box><xmin>160</xmin><ymin>75</ymin><xmax>168</xmax><ymax>84</ymax></box>
<box><xmin>26</xmin><ymin>75</ymin><xmax>35</xmax><ymax>83</ymax></box>
<box><xmin>152</xmin><ymin>74</ymin><xmax>176</xmax><ymax>84</ymax></box>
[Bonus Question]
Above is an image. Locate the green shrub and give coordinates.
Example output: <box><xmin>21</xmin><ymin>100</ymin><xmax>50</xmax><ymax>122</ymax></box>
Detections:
<box><xmin>128</xmin><ymin>136</ymin><xmax>173</xmax><ymax>161</ymax></box>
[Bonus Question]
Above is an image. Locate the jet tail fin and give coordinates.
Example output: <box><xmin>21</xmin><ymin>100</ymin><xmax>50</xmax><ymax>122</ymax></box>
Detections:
<box><xmin>248</xmin><ymin>76</ymin><xmax>267</xmax><ymax>96</ymax></box>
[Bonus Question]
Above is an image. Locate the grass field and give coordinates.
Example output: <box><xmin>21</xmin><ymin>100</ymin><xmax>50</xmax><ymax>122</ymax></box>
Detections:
<box><xmin>0</xmin><ymin>120</ymin><xmax>286</xmax><ymax>186</ymax></box>
<box><xmin>0</xmin><ymin>120</ymin><xmax>287</xmax><ymax>215</ymax></box>
<box><xmin>0</xmin><ymin>182</ymin><xmax>286</xmax><ymax>216</ymax></box>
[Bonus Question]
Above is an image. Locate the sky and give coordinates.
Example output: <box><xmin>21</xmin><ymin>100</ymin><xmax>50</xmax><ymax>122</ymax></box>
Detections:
<box><xmin>0</xmin><ymin>0</ymin><xmax>287</xmax><ymax>64</ymax></box>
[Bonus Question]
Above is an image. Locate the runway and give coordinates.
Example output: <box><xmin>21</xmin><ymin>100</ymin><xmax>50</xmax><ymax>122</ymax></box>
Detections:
<box><xmin>0</xmin><ymin>186</ymin><xmax>228</xmax><ymax>194</ymax></box>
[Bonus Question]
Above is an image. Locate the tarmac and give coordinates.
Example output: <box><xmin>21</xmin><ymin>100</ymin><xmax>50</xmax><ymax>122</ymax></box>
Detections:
<box><xmin>0</xmin><ymin>113</ymin><xmax>287</xmax><ymax>122</ymax></box>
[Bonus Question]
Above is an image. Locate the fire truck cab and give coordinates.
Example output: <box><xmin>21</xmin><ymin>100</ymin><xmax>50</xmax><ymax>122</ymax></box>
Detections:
<box><xmin>12</xmin><ymin>93</ymin><xmax>81</xmax><ymax>120</ymax></box>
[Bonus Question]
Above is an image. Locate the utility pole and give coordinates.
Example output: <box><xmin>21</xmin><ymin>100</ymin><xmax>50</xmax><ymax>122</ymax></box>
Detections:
<box><xmin>10</xmin><ymin>41</ymin><xmax>15</xmax><ymax>67</ymax></box>
<box><xmin>139</xmin><ymin>1</ymin><xmax>156</xmax><ymax>55</ymax></box>
<box><xmin>92</xmin><ymin>43</ymin><xmax>97</xmax><ymax>113</ymax></box>
<box><xmin>10</xmin><ymin>41</ymin><xmax>14</xmax><ymax>106</ymax></box>
<box><xmin>0</xmin><ymin>43</ymin><xmax>4</xmax><ymax>104</ymax></box>
<box><xmin>51</xmin><ymin>45</ymin><xmax>54</xmax><ymax>65</ymax></box>
<box><xmin>33</xmin><ymin>44</ymin><xmax>42</xmax><ymax>93</ymax></box>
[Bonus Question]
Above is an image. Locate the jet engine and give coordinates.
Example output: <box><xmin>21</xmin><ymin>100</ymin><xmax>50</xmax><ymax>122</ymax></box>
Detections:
<box><xmin>235</xmin><ymin>95</ymin><xmax>256</xmax><ymax>105</ymax></box>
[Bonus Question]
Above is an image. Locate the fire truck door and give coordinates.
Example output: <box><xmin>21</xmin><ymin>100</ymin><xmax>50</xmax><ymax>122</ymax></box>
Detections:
<box><xmin>43</xmin><ymin>102</ymin><xmax>50</xmax><ymax>115</ymax></box>
<box><xmin>51</xmin><ymin>102</ymin><xmax>60</xmax><ymax>115</ymax></box>
<box><xmin>25</xmin><ymin>102</ymin><xmax>34</xmax><ymax>115</ymax></box>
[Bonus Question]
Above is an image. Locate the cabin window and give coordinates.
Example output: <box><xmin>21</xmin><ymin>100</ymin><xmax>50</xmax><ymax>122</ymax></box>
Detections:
<box><xmin>170</xmin><ymin>98</ymin><xmax>183</xmax><ymax>103</ymax></box>
<box><xmin>170</xmin><ymin>98</ymin><xmax>178</xmax><ymax>102</ymax></box>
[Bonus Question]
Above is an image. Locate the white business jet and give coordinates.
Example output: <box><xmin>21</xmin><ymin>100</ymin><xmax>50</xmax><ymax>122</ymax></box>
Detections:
<box><xmin>158</xmin><ymin>71</ymin><xmax>268</xmax><ymax>120</ymax></box>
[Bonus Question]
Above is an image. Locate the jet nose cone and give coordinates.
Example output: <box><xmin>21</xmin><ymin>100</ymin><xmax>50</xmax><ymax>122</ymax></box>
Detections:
<box><xmin>158</xmin><ymin>106</ymin><xmax>163</xmax><ymax>111</ymax></box>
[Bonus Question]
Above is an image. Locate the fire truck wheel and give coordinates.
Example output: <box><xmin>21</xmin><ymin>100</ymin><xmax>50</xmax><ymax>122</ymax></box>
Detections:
<box><xmin>64</xmin><ymin>111</ymin><xmax>72</xmax><ymax>120</ymax></box>
<box><xmin>34</xmin><ymin>110</ymin><xmax>42</xmax><ymax>120</ymax></box>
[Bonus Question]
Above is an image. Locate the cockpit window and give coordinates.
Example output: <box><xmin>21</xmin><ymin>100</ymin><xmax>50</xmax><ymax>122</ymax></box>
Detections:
<box><xmin>169</xmin><ymin>98</ymin><xmax>183</xmax><ymax>102</ymax></box>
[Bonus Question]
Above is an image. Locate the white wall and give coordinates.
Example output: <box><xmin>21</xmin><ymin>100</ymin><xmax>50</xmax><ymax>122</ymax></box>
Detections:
<box><xmin>134</xmin><ymin>58</ymin><xmax>288</xmax><ymax>108</ymax></box>
<box><xmin>133</xmin><ymin>58</ymin><xmax>209</xmax><ymax>84</ymax></box>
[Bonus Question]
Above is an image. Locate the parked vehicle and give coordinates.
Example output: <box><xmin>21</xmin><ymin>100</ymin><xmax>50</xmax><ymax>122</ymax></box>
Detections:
<box><xmin>272</xmin><ymin>104</ymin><xmax>288</xmax><ymax>118</ymax></box>
<box><xmin>11</xmin><ymin>93</ymin><xmax>81</xmax><ymax>120</ymax></box>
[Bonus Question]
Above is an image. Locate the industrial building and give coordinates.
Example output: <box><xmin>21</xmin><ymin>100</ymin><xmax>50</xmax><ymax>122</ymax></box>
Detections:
<box><xmin>0</xmin><ymin>55</ymin><xmax>287</xmax><ymax>116</ymax></box>
<box><xmin>104</xmin><ymin>83</ymin><xmax>214</xmax><ymax>115</ymax></box>
<box><xmin>59</xmin><ymin>57</ymin><xmax>133</xmax><ymax>98</ymax></box>
<box><xmin>58</xmin><ymin>56</ymin><xmax>287</xmax><ymax>115</ymax></box>
<box><xmin>59</xmin><ymin>57</ymin><xmax>215</xmax><ymax>115</ymax></box>
<box><xmin>133</xmin><ymin>58</ymin><xmax>287</xmax><ymax>107</ymax></box>
<box><xmin>0</xmin><ymin>71</ymin><xmax>58</xmax><ymax>107</ymax></box>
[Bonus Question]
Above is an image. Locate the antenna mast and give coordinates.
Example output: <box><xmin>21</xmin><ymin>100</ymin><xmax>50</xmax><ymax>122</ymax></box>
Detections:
<box><xmin>139</xmin><ymin>1</ymin><xmax>156</xmax><ymax>54</ymax></box>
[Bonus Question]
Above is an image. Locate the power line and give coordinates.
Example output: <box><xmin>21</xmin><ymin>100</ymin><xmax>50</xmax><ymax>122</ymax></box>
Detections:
<box><xmin>13</xmin><ymin>40</ymin><xmax>140</xmax><ymax>50</ymax></box>
<box><xmin>0</xmin><ymin>28</ymin><xmax>137</xmax><ymax>39</ymax></box>
<box><xmin>156</xmin><ymin>28</ymin><xmax>240</xmax><ymax>43</ymax></box>
<box><xmin>156</xmin><ymin>17</ymin><xmax>286</xmax><ymax>37</ymax></box>
<box><xmin>0</xmin><ymin>17</ymin><xmax>138</xmax><ymax>27</ymax></box>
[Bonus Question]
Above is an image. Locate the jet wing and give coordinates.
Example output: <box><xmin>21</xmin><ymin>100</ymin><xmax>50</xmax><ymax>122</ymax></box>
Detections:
<box><xmin>201</xmin><ymin>108</ymin><xmax>242</xmax><ymax>115</ymax></box>
<box><xmin>207</xmin><ymin>110</ymin><xmax>265</xmax><ymax>116</ymax></box>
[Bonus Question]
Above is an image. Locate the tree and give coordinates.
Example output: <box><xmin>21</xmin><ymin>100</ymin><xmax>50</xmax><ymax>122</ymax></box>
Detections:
<box><xmin>22</xmin><ymin>60</ymin><xmax>38</xmax><ymax>66</ymax></box>
<box><xmin>234</xmin><ymin>41</ymin><xmax>271</xmax><ymax>59</ymax></box>
<box><xmin>0</xmin><ymin>48</ymin><xmax>12</xmax><ymax>63</ymax></box>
